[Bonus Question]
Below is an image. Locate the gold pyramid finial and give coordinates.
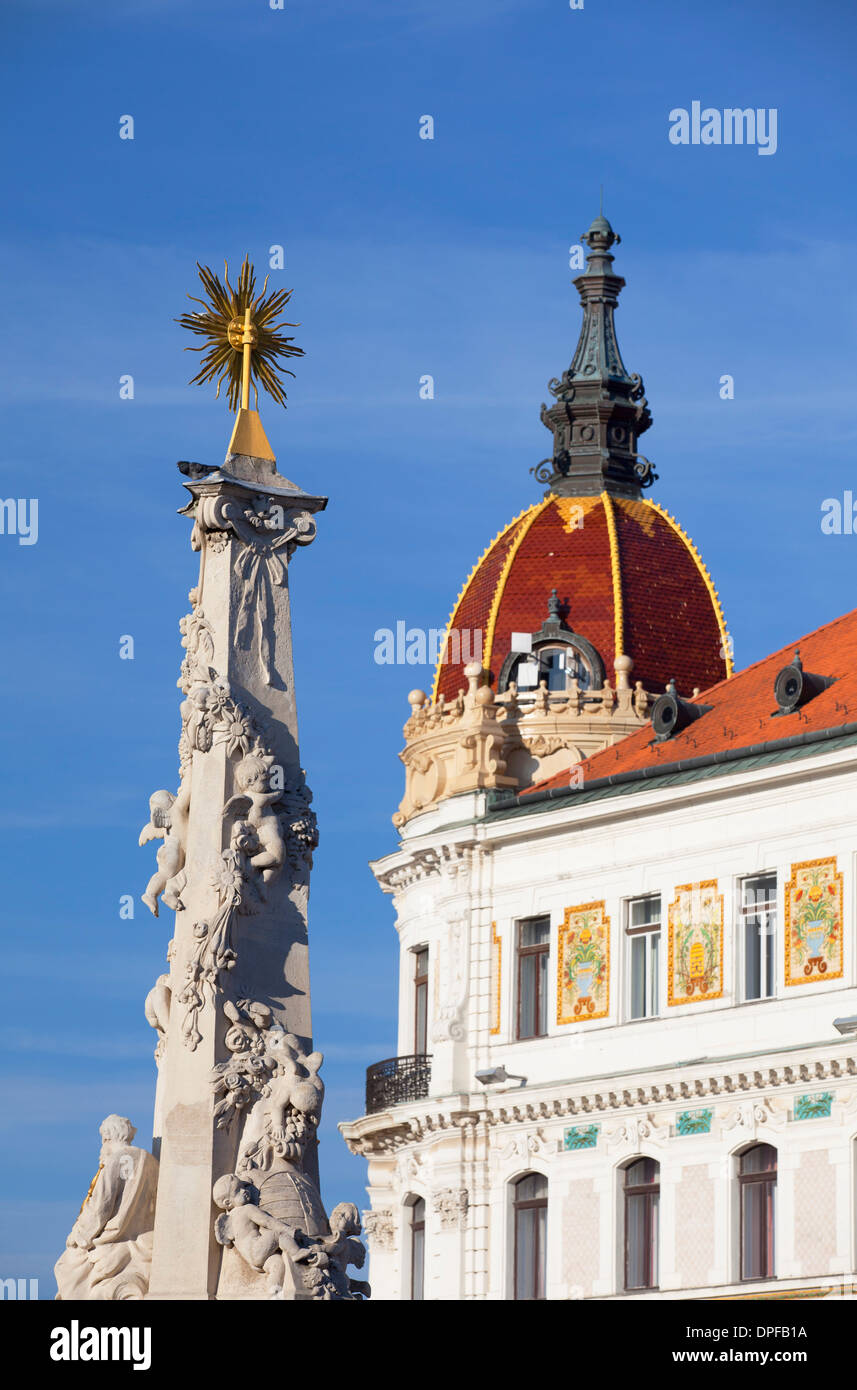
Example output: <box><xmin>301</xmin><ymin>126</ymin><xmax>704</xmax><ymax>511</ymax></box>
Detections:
<box><xmin>176</xmin><ymin>257</ymin><xmax>304</xmax><ymax>462</ymax></box>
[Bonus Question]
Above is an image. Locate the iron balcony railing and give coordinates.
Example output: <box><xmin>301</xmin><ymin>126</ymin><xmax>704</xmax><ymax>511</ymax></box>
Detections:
<box><xmin>365</xmin><ymin>1053</ymin><xmax>431</xmax><ymax>1115</ymax></box>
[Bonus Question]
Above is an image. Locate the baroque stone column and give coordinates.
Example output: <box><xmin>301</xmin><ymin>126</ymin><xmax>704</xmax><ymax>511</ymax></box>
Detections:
<box><xmin>57</xmin><ymin>260</ymin><xmax>370</xmax><ymax>1303</ymax></box>
<box><xmin>141</xmin><ymin>447</ymin><xmax>326</xmax><ymax>1299</ymax></box>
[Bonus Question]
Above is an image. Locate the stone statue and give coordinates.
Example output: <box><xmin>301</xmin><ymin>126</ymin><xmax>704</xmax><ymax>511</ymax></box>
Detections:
<box><xmin>139</xmin><ymin>780</ymin><xmax>190</xmax><ymax>916</ymax></box>
<box><xmin>213</xmin><ymin>1173</ymin><xmax>313</xmax><ymax>1300</ymax></box>
<box><xmin>312</xmin><ymin>1202</ymin><xmax>371</xmax><ymax>1300</ymax></box>
<box><xmin>222</xmin><ymin>754</ymin><xmax>287</xmax><ymax>885</ymax></box>
<box><xmin>236</xmin><ymin>1040</ymin><xmax>325</xmax><ymax>1174</ymax></box>
<box><xmin>144</xmin><ymin>973</ymin><xmax>172</xmax><ymax>1060</ymax></box>
<box><xmin>55</xmin><ymin>1116</ymin><xmax>158</xmax><ymax>1301</ymax></box>
<box><xmin>213</xmin><ymin>1177</ymin><xmax>369</xmax><ymax>1301</ymax></box>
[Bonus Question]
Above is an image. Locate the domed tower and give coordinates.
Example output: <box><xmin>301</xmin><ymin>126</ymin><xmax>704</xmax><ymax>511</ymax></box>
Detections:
<box><xmin>395</xmin><ymin>213</ymin><xmax>730</xmax><ymax>825</ymax></box>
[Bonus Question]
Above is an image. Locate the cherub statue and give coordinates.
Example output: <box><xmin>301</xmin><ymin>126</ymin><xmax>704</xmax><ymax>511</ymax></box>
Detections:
<box><xmin>213</xmin><ymin>1173</ymin><xmax>312</xmax><ymax>1299</ymax></box>
<box><xmin>316</xmin><ymin>1202</ymin><xmax>371</xmax><ymax>1300</ymax></box>
<box><xmin>235</xmin><ymin>1038</ymin><xmax>326</xmax><ymax>1188</ymax></box>
<box><xmin>222</xmin><ymin>755</ymin><xmax>285</xmax><ymax>885</ymax></box>
<box><xmin>144</xmin><ymin>973</ymin><xmax>171</xmax><ymax>1060</ymax></box>
<box><xmin>139</xmin><ymin>778</ymin><xmax>190</xmax><ymax>916</ymax></box>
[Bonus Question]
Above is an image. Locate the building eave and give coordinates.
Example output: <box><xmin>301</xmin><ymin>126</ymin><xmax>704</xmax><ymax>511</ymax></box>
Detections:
<box><xmin>339</xmin><ymin>1037</ymin><xmax>857</xmax><ymax>1156</ymax></box>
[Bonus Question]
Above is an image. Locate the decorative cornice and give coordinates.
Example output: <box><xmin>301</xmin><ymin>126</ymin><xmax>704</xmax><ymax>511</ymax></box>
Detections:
<box><xmin>374</xmin><ymin>842</ymin><xmax>484</xmax><ymax>896</ymax></box>
<box><xmin>339</xmin><ymin>1054</ymin><xmax>857</xmax><ymax>1155</ymax></box>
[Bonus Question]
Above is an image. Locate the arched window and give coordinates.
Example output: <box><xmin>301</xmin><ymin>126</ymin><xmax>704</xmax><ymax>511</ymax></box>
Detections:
<box><xmin>739</xmin><ymin>1144</ymin><xmax>776</xmax><ymax>1281</ymax></box>
<box><xmin>624</xmin><ymin>1158</ymin><xmax>659</xmax><ymax>1290</ymax></box>
<box><xmin>513</xmin><ymin>1173</ymin><xmax>547</xmax><ymax>1300</ymax></box>
<box><xmin>409</xmin><ymin>1197</ymin><xmax>425</xmax><ymax>1300</ymax></box>
<box><xmin>508</xmin><ymin>643</ymin><xmax>594</xmax><ymax>694</ymax></box>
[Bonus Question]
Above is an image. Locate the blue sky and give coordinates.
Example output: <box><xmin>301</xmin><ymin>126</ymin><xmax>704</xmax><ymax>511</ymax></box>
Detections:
<box><xmin>1</xmin><ymin>0</ymin><xmax>856</xmax><ymax>1296</ymax></box>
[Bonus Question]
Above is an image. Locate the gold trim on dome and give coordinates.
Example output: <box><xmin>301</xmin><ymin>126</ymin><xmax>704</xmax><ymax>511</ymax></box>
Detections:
<box><xmin>601</xmin><ymin>492</ymin><xmax>624</xmax><ymax>660</ymax></box>
<box><xmin>641</xmin><ymin>500</ymin><xmax>734</xmax><ymax>679</ymax></box>
<box><xmin>430</xmin><ymin>503</ymin><xmax>540</xmax><ymax>702</ymax></box>
<box><xmin>482</xmin><ymin>496</ymin><xmax>555</xmax><ymax>679</ymax></box>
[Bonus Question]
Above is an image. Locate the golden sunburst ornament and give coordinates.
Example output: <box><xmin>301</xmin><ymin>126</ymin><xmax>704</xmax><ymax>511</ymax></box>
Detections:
<box><xmin>176</xmin><ymin>257</ymin><xmax>304</xmax><ymax>413</ymax></box>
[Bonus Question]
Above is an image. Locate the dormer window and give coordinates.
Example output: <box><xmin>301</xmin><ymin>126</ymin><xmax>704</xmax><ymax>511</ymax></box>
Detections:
<box><xmin>498</xmin><ymin>589</ymin><xmax>605</xmax><ymax>694</ymax></box>
<box><xmin>509</xmin><ymin>643</ymin><xmax>594</xmax><ymax>693</ymax></box>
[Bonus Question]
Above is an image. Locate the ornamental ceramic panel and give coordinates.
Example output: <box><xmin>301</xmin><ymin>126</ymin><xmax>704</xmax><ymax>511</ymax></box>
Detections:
<box><xmin>667</xmin><ymin>880</ymin><xmax>724</xmax><ymax>1006</ymax></box>
<box><xmin>564</xmin><ymin>1124</ymin><xmax>600</xmax><ymax>1151</ymax></box>
<box><xmin>489</xmin><ymin>921</ymin><xmax>502</xmax><ymax>1035</ymax></box>
<box><xmin>557</xmin><ymin>902</ymin><xmax>610</xmax><ymax>1024</ymax></box>
<box><xmin>676</xmin><ymin>1109</ymin><xmax>713</xmax><ymax>1136</ymax></box>
<box><xmin>793</xmin><ymin>1092</ymin><xmax>834</xmax><ymax>1120</ymax></box>
<box><xmin>784</xmin><ymin>857</ymin><xmax>843</xmax><ymax>987</ymax></box>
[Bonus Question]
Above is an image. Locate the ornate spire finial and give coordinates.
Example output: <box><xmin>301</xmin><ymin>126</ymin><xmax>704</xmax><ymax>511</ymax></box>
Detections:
<box><xmin>580</xmin><ymin>208</ymin><xmax>620</xmax><ymax>255</ymax></box>
<box><xmin>532</xmin><ymin>212</ymin><xmax>656</xmax><ymax>500</ymax></box>
<box><xmin>176</xmin><ymin>257</ymin><xmax>305</xmax><ymax>463</ymax></box>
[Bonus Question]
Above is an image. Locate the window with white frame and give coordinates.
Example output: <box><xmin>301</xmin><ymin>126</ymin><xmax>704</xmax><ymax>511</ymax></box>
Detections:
<box><xmin>738</xmin><ymin>1144</ymin><xmax>776</xmax><ymax>1281</ymax></box>
<box><xmin>740</xmin><ymin>873</ymin><xmax>777</xmax><ymax>1001</ymax></box>
<box><xmin>626</xmin><ymin>895</ymin><xmax>661</xmax><ymax>1020</ymax></box>
<box><xmin>412</xmin><ymin>947</ymin><xmax>429</xmax><ymax>1053</ymax></box>
<box><xmin>623</xmin><ymin>1157</ymin><xmax>660</xmax><ymax>1291</ymax></box>
<box><xmin>516</xmin><ymin>916</ymin><xmax>550</xmax><ymax>1039</ymax></box>
<box><xmin>512</xmin><ymin>1173</ymin><xmax>548</xmax><ymax>1300</ymax></box>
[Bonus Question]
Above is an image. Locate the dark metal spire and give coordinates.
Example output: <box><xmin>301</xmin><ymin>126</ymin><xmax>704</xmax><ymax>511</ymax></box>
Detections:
<box><xmin>533</xmin><ymin>212</ymin><xmax>657</xmax><ymax>499</ymax></box>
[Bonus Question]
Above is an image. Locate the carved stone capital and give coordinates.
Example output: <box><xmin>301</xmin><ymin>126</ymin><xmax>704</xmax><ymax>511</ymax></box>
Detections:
<box><xmin>363</xmin><ymin>1209</ymin><xmax>396</xmax><ymax>1250</ymax></box>
<box><xmin>431</xmin><ymin>1187</ymin><xmax>469</xmax><ymax>1230</ymax></box>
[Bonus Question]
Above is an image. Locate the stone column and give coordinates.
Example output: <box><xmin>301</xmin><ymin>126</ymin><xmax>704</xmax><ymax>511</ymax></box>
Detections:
<box><xmin>145</xmin><ymin>449</ymin><xmax>326</xmax><ymax>1300</ymax></box>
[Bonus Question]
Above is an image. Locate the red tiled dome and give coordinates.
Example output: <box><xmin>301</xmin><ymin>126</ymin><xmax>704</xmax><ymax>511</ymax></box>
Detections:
<box><xmin>433</xmin><ymin>493</ymin><xmax>730</xmax><ymax>702</ymax></box>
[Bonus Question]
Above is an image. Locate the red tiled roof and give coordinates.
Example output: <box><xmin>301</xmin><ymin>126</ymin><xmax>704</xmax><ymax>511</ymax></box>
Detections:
<box><xmin>523</xmin><ymin>606</ymin><xmax>857</xmax><ymax>796</ymax></box>
<box><xmin>434</xmin><ymin>494</ymin><xmax>729</xmax><ymax>702</ymax></box>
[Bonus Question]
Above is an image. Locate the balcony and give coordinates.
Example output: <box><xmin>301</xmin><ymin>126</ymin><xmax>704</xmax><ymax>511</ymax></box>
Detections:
<box><xmin>365</xmin><ymin>1054</ymin><xmax>431</xmax><ymax>1114</ymax></box>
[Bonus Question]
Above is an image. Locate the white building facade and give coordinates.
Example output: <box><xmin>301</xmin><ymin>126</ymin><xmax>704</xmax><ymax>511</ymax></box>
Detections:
<box><xmin>342</xmin><ymin>716</ymin><xmax>857</xmax><ymax>1301</ymax></box>
<box><xmin>340</xmin><ymin>212</ymin><xmax>857</xmax><ymax>1302</ymax></box>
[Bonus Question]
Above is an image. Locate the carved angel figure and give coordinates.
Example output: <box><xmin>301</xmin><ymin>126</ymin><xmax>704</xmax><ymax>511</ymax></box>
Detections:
<box><xmin>222</xmin><ymin>754</ymin><xmax>285</xmax><ymax>885</ymax></box>
<box><xmin>234</xmin><ymin>1034</ymin><xmax>325</xmax><ymax>1175</ymax></box>
<box><xmin>139</xmin><ymin>779</ymin><xmax>190</xmax><ymax>916</ymax></box>
<box><xmin>213</xmin><ymin>1173</ymin><xmax>312</xmax><ymax>1300</ymax></box>
<box><xmin>314</xmin><ymin>1203</ymin><xmax>371</xmax><ymax>1300</ymax></box>
<box><xmin>144</xmin><ymin>973</ymin><xmax>172</xmax><ymax>1060</ymax></box>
